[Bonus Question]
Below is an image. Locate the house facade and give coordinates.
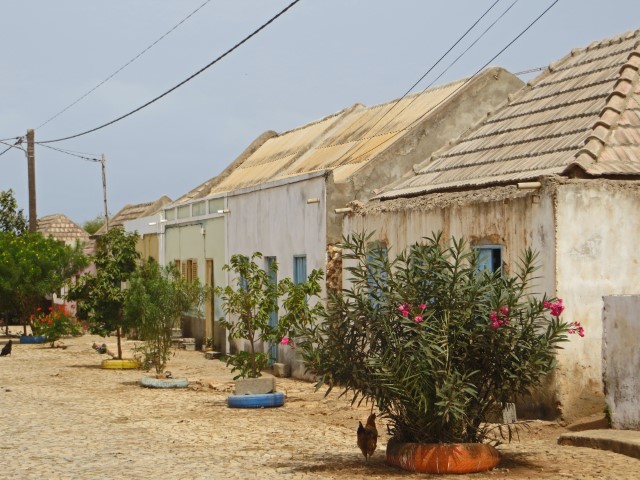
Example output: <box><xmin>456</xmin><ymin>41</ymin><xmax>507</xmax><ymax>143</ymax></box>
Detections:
<box><xmin>164</xmin><ymin>68</ymin><xmax>524</xmax><ymax>373</ymax></box>
<box><xmin>344</xmin><ymin>29</ymin><xmax>640</xmax><ymax>420</ymax></box>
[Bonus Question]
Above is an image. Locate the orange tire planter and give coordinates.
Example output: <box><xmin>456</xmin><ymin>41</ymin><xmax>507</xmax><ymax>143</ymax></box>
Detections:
<box><xmin>386</xmin><ymin>441</ymin><xmax>500</xmax><ymax>474</ymax></box>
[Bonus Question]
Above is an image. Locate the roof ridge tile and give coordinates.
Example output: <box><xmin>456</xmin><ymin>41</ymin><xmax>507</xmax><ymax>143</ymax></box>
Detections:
<box><xmin>574</xmin><ymin>47</ymin><xmax>640</xmax><ymax>168</ymax></box>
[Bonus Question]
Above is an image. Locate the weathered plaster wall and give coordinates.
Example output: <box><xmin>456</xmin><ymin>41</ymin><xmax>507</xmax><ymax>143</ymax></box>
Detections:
<box><xmin>343</xmin><ymin>184</ymin><xmax>559</xmax><ymax>415</ymax></box>
<box><xmin>226</xmin><ymin>175</ymin><xmax>327</xmax><ymax>377</ymax></box>
<box><xmin>602</xmin><ymin>295</ymin><xmax>640</xmax><ymax>429</ymax></box>
<box><xmin>555</xmin><ymin>181</ymin><xmax>640</xmax><ymax>421</ymax></box>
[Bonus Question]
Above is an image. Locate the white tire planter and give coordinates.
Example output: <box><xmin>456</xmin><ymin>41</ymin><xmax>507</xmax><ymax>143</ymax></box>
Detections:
<box><xmin>227</xmin><ymin>391</ymin><xmax>285</xmax><ymax>408</ymax></box>
<box><xmin>140</xmin><ymin>377</ymin><xmax>189</xmax><ymax>389</ymax></box>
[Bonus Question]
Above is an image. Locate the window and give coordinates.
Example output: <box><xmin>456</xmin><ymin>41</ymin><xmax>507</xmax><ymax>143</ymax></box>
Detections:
<box><xmin>474</xmin><ymin>245</ymin><xmax>502</xmax><ymax>273</ymax></box>
<box><xmin>293</xmin><ymin>255</ymin><xmax>307</xmax><ymax>285</ymax></box>
<box><xmin>208</xmin><ymin>198</ymin><xmax>224</xmax><ymax>214</ymax></box>
<box><xmin>165</xmin><ymin>209</ymin><xmax>176</xmax><ymax>221</ymax></box>
<box><xmin>192</xmin><ymin>201</ymin><xmax>206</xmax><ymax>216</ymax></box>
<box><xmin>177</xmin><ymin>205</ymin><xmax>190</xmax><ymax>219</ymax></box>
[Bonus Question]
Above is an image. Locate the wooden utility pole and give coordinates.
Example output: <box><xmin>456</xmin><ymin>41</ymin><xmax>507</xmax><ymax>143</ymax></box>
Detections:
<box><xmin>26</xmin><ymin>129</ymin><xmax>36</xmax><ymax>233</ymax></box>
<box><xmin>101</xmin><ymin>154</ymin><xmax>109</xmax><ymax>231</ymax></box>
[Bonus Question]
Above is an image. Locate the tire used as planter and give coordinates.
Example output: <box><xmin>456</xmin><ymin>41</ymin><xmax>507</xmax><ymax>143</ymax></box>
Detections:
<box><xmin>227</xmin><ymin>391</ymin><xmax>285</xmax><ymax>409</ymax></box>
<box><xmin>140</xmin><ymin>377</ymin><xmax>189</xmax><ymax>389</ymax></box>
<box><xmin>19</xmin><ymin>335</ymin><xmax>47</xmax><ymax>344</ymax></box>
<box><xmin>386</xmin><ymin>441</ymin><xmax>500</xmax><ymax>474</ymax></box>
<box><xmin>101</xmin><ymin>359</ymin><xmax>140</xmax><ymax>369</ymax></box>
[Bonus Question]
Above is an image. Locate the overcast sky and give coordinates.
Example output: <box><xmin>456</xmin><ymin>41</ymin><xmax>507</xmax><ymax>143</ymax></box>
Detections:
<box><xmin>1</xmin><ymin>1</ymin><xmax>639</xmax><ymax>225</ymax></box>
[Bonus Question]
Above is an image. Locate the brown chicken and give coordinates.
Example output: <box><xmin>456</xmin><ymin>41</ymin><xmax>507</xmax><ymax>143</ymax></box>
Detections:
<box><xmin>357</xmin><ymin>413</ymin><xmax>378</xmax><ymax>461</ymax></box>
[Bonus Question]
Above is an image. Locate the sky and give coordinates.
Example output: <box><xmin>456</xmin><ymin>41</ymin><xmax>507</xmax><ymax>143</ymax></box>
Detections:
<box><xmin>1</xmin><ymin>0</ymin><xmax>639</xmax><ymax>226</ymax></box>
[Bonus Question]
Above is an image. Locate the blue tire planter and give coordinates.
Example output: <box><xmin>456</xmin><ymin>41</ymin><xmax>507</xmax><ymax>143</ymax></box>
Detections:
<box><xmin>140</xmin><ymin>377</ymin><xmax>189</xmax><ymax>389</ymax></box>
<box><xmin>227</xmin><ymin>391</ymin><xmax>285</xmax><ymax>408</ymax></box>
<box><xmin>19</xmin><ymin>335</ymin><xmax>47</xmax><ymax>344</ymax></box>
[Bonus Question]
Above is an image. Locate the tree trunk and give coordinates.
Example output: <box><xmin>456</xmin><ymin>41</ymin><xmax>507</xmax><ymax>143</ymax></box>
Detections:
<box><xmin>116</xmin><ymin>327</ymin><xmax>123</xmax><ymax>359</ymax></box>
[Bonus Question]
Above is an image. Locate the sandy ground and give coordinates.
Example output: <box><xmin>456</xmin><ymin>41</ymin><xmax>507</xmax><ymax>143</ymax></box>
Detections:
<box><xmin>0</xmin><ymin>333</ymin><xmax>638</xmax><ymax>480</ymax></box>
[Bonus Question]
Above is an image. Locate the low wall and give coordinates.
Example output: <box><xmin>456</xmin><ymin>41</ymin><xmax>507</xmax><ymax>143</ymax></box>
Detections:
<box><xmin>603</xmin><ymin>295</ymin><xmax>640</xmax><ymax>429</ymax></box>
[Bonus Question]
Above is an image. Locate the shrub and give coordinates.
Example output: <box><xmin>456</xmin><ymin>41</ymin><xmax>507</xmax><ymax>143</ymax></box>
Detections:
<box><xmin>294</xmin><ymin>232</ymin><xmax>581</xmax><ymax>444</ymax></box>
<box><xmin>31</xmin><ymin>305</ymin><xmax>84</xmax><ymax>347</ymax></box>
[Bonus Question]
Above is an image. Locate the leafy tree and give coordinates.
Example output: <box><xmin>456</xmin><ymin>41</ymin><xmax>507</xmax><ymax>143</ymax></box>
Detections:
<box><xmin>0</xmin><ymin>232</ymin><xmax>87</xmax><ymax>334</ymax></box>
<box><xmin>0</xmin><ymin>189</ymin><xmax>27</xmax><ymax>235</ymax></box>
<box><xmin>83</xmin><ymin>215</ymin><xmax>105</xmax><ymax>235</ymax></box>
<box><xmin>68</xmin><ymin>228</ymin><xmax>140</xmax><ymax>359</ymax></box>
<box><xmin>125</xmin><ymin>260</ymin><xmax>206</xmax><ymax>376</ymax></box>
<box><xmin>293</xmin><ymin>232</ymin><xmax>581</xmax><ymax>445</ymax></box>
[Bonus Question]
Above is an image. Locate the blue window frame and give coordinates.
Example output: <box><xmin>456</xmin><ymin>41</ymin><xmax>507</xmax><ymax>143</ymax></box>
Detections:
<box><xmin>367</xmin><ymin>243</ymin><xmax>388</xmax><ymax>304</ymax></box>
<box><xmin>293</xmin><ymin>255</ymin><xmax>307</xmax><ymax>285</ymax></box>
<box><xmin>474</xmin><ymin>245</ymin><xmax>502</xmax><ymax>273</ymax></box>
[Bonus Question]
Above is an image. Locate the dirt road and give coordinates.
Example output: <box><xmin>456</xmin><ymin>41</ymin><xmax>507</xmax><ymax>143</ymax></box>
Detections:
<box><xmin>0</xmin><ymin>334</ymin><xmax>637</xmax><ymax>479</ymax></box>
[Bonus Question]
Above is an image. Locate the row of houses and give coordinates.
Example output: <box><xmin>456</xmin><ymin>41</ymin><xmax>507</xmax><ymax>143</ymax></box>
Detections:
<box><xmin>42</xmin><ymin>28</ymin><xmax>640</xmax><ymax>422</ymax></box>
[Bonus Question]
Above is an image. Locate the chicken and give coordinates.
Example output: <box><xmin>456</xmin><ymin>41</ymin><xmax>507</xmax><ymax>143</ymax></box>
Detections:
<box><xmin>357</xmin><ymin>413</ymin><xmax>378</xmax><ymax>461</ymax></box>
<box><xmin>0</xmin><ymin>339</ymin><xmax>12</xmax><ymax>356</ymax></box>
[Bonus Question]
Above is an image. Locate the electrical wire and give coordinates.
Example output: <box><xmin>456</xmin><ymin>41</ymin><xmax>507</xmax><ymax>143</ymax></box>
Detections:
<box><xmin>37</xmin><ymin>142</ymin><xmax>101</xmax><ymax>162</ymax></box>
<box><xmin>39</xmin><ymin>0</ymin><xmax>302</xmax><ymax>144</ymax></box>
<box><xmin>35</xmin><ymin>0</ymin><xmax>214</xmax><ymax>131</ymax></box>
<box><xmin>345</xmin><ymin>0</ymin><xmax>559</xmax><ymax>166</ymax></box>
<box><xmin>334</xmin><ymin>0</ymin><xmax>516</xmax><ymax>165</ymax></box>
<box><xmin>0</xmin><ymin>137</ymin><xmax>25</xmax><ymax>158</ymax></box>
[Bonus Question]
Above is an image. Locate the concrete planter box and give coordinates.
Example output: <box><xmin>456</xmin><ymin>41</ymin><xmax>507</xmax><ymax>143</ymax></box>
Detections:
<box><xmin>234</xmin><ymin>376</ymin><xmax>276</xmax><ymax>395</ymax></box>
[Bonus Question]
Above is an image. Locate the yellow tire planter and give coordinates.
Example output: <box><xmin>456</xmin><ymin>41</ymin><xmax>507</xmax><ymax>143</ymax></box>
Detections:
<box><xmin>101</xmin><ymin>359</ymin><xmax>140</xmax><ymax>369</ymax></box>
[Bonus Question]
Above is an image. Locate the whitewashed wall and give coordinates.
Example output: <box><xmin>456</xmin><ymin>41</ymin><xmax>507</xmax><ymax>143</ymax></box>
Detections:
<box><xmin>555</xmin><ymin>181</ymin><xmax>640</xmax><ymax>420</ymax></box>
<box><xmin>226</xmin><ymin>173</ymin><xmax>327</xmax><ymax>377</ymax></box>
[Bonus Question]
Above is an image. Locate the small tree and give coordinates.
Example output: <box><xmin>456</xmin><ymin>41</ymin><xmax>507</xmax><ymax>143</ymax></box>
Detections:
<box><xmin>216</xmin><ymin>252</ymin><xmax>323</xmax><ymax>379</ymax></box>
<box><xmin>68</xmin><ymin>228</ymin><xmax>140</xmax><ymax>359</ymax></box>
<box><xmin>0</xmin><ymin>189</ymin><xmax>27</xmax><ymax>235</ymax></box>
<box><xmin>293</xmin><ymin>232</ymin><xmax>582</xmax><ymax>445</ymax></box>
<box><xmin>0</xmin><ymin>232</ymin><xmax>87</xmax><ymax>334</ymax></box>
<box><xmin>82</xmin><ymin>215</ymin><xmax>105</xmax><ymax>235</ymax></box>
<box><xmin>125</xmin><ymin>260</ymin><xmax>206</xmax><ymax>376</ymax></box>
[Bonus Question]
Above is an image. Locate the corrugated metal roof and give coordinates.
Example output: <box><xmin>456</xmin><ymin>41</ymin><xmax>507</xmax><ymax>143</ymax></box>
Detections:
<box><xmin>185</xmin><ymin>75</ymin><xmax>477</xmax><ymax>198</ymax></box>
<box><xmin>95</xmin><ymin>195</ymin><xmax>172</xmax><ymax>235</ymax></box>
<box><xmin>379</xmin><ymin>28</ymin><xmax>640</xmax><ymax>200</ymax></box>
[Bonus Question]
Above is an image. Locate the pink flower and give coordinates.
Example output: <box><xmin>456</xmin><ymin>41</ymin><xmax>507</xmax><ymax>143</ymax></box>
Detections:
<box><xmin>491</xmin><ymin>320</ymin><xmax>501</xmax><ymax>329</ymax></box>
<box><xmin>419</xmin><ymin>304</ymin><xmax>427</xmax><ymax>310</ymax></box>
<box><xmin>500</xmin><ymin>306</ymin><xmax>509</xmax><ymax>316</ymax></box>
<box><xmin>543</xmin><ymin>301</ymin><xmax>552</xmax><ymax>309</ymax></box>
<box><xmin>280</xmin><ymin>337</ymin><xmax>290</xmax><ymax>345</ymax></box>
<box><xmin>414</xmin><ymin>315</ymin><xmax>423</xmax><ymax>323</ymax></box>
<box><xmin>489</xmin><ymin>311</ymin><xmax>499</xmax><ymax>322</ymax></box>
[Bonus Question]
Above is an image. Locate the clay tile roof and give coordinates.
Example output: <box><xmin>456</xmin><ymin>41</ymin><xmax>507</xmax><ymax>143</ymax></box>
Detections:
<box><xmin>37</xmin><ymin>214</ymin><xmax>90</xmax><ymax>246</ymax></box>
<box><xmin>95</xmin><ymin>195</ymin><xmax>172</xmax><ymax>235</ymax></box>
<box><xmin>379</xmin><ymin>28</ymin><xmax>640</xmax><ymax>200</ymax></box>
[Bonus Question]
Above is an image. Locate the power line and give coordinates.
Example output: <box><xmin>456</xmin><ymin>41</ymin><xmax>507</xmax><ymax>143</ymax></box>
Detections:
<box><xmin>0</xmin><ymin>137</ymin><xmax>25</xmax><ymax>158</ymax></box>
<box><xmin>35</xmin><ymin>0</ymin><xmax>214</xmax><ymax>131</ymax></box>
<box><xmin>334</xmin><ymin>0</ymin><xmax>515</xmax><ymax>166</ymax></box>
<box><xmin>39</xmin><ymin>0</ymin><xmax>302</xmax><ymax>144</ymax></box>
<box><xmin>36</xmin><ymin>142</ymin><xmax>101</xmax><ymax>162</ymax></box>
<box><xmin>347</xmin><ymin>0</ymin><xmax>559</xmax><ymax>166</ymax></box>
